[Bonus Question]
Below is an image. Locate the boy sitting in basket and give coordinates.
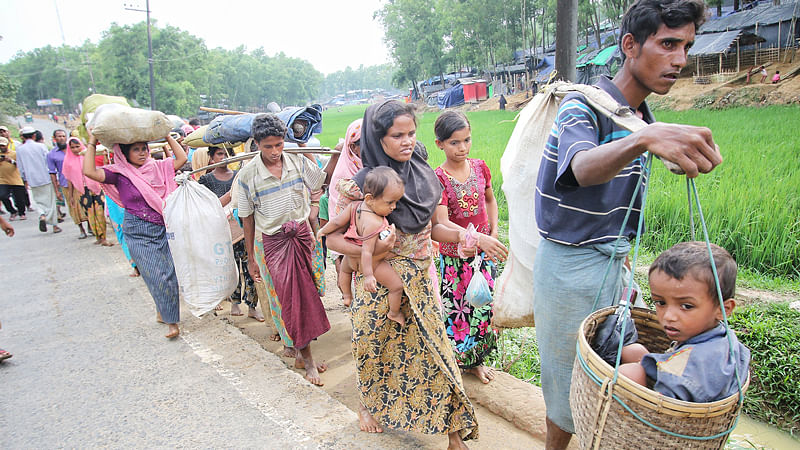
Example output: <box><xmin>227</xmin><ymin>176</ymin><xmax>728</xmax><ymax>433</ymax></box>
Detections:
<box><xmin>617</xmin><ymin>241</ymin><xmax>750</xmax><ymax>403</ymax></box>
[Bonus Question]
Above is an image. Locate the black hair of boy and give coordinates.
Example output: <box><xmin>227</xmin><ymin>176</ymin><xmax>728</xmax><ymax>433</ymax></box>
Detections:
<box><xmin>649</xmin><ymin>241</ymin><xmax>737</xmax><ymax>301</ymax></box>
<box><xmin>363</xmin><ymin>166</ymin><xmax>404</xmax><ymax>199</ymax></box>
<box><xmin>619</xmin><ymin>0</ymin><xmax>707</xmax><ymax>61</ymax></box>
<box><xmin>372</xmin><ymin>101</ymin><xmax>416</xmax><ymax>139</ymax></box>
<box><xmin>251</xmin><ymin>113</ymin><xmax>287</xmax><ymax>142</ymax></box>
<box><xmin>206</xmin><ymin>146</ymin><xmax>221</xmax><ymax>159</ymax></box>
<box><xmin>434</xmin><ymin>110</ymin><xmax>471</xmax><ymax>142</ymax></box>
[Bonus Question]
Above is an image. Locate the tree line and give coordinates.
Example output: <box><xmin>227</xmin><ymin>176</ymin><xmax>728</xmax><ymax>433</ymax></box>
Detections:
<box><xmin>1</xmin><ymin>21</ymin><xmax>396</xmax><ymax>118</ymax></box>
<box><xmin>378</xmin><ymin>0</ymin><xmax>640</xmax><ymax>91</ymax></box>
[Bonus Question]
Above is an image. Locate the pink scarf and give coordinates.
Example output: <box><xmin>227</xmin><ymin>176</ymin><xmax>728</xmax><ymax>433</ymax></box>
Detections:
<box><xmin>64</xmin><ymin>137</ymin><xmax>103</xmax><ymax>195</ymax></box>
<box><xmin>102</xmin><ymin>143</ymin><xmax>177</xmax><ymax>214</ymax></box>
<box><xmin>329</xmin><ymin>118</ymin><xmax>363</xmax><ymax>216</ymax></box>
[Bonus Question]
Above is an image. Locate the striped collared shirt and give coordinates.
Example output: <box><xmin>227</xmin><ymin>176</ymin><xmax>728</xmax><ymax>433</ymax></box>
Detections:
<box><xmin>534</xmin><ymin>76</ymin><xmax>655</xmax><ymax>247</ymax></box>
<box><xmin>237</xmin><ymin>152</ymin><xmax>325</xmax><ymax>235</ymax></box>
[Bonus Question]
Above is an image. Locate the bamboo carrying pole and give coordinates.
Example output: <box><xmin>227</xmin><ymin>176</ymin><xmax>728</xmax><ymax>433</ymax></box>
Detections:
<box><xmin>198</xmin><ymin>106</ymin><xmax>247</xmax><ymax>115</ymax></box>
<box><xmin>188</xmin><ymin>147</ymin><xmax>339</xmax><ymax>176</ymax></box>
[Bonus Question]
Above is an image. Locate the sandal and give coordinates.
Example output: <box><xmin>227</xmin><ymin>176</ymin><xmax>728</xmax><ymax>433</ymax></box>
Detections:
<box><xmin>0</xmin><ymin>349</ymin><xmax>12</xmax><ymax>362</ymax></box>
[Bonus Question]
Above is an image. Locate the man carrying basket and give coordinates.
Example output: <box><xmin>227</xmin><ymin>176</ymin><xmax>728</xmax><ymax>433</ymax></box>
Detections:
<box><xmin>532</xmin><ymin>1</ymin><xmax>724</xmax><ymax>448</ymax></box>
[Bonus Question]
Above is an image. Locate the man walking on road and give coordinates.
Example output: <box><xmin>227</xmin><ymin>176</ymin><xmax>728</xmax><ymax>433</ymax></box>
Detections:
<box><xmin>532</xmin><ymin>1</ymin><xmax>722</xmax><ymax>448</ymax></box>
<box><xmin>47</xmin><ymin>129</ymin><xmax>69</xmax><ymax>220</ymax></box>
<box><xmin>0</xmin><ymin>137</ymin><xmax>28</xmax><ymax>221</ymax></box>
<box><xmin>15</xmin><ymin>126</ymin><xmax>61</xmax><ymax>233</ymax></box>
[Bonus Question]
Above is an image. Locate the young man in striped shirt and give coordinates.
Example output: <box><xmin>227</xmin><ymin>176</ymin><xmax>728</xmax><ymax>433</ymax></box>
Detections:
<box><xmin>532</xmin><ymin>1</ymin><xmax>723</xmax><ymax>448</ymax></box>
<box><xmin>238</xmin><ymin>113</ymin><xmax>340</xmax><ymax>386</ymax></box>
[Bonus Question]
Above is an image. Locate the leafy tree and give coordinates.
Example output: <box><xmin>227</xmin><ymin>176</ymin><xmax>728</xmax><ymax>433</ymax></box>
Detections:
<box><xmin>0</xmin><ymin>72</ymin><xmax>25</xmax><ymax>119</ymax></box>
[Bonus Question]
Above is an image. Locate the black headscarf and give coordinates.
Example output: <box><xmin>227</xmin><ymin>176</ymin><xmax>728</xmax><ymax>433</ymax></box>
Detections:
<box><xmin>353</xmin><ymin>101</ymin><xmax>443</xmax><ymax>234</ymax></box>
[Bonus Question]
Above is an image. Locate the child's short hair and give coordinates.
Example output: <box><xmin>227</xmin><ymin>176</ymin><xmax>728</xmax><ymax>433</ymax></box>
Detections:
<box><xmin>251</xmin><ymin>113</ymin><xmax>287</xmax><ymax>142</ymax></box>
<box><xmin>363</xmin><ymin>166</ymin><xmax>404</xmax><ymax>199</ymax></box>
<box><xmin>434</xmin><ymin>110</ymin><xmax>470</xmax><ymax>142</ymax></box>
<box><xmin>649</xmin><ymin>241</ymin><xmax>737</xmax><ymax>302</ymax></box>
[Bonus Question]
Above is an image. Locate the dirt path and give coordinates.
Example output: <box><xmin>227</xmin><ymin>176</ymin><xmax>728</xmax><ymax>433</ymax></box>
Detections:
<box><xmin>215</xmin><ymin>262</ymin><xmax>570</xmax><ymax>449</ymax></box>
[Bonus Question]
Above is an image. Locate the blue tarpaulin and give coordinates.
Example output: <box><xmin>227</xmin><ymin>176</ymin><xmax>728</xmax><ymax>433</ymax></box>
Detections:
<box><xmin>437</xmin><ymin>84</ymin><xmax>465</xmax><ymax>109</ymax></box>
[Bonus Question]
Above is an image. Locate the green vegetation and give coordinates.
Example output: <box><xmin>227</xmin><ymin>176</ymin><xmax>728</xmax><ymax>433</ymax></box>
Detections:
<box><xmin>728</xmin><ymin>302</ymin><xmax>800</xmax><ymax>435</ymax></box>
<box><xmin>1</xmin><ymin>21</ymin><xmax>323</xmax><ymax>116</ymax></box>
<box><xmin>645</xmin><ymin>106</ymin><xmax>800</xmax><ymax>279</ymax></box>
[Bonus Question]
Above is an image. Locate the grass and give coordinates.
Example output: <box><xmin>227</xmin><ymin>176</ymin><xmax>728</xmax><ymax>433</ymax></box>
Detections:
<box><xmin>728</xmin><ymin>302</ymin><xmax>800</xmax><ymax>436</ymax></box>
<box><xmin>643</xmin><ymin>106</ymin><xmax>800</xmax><ymax>279</ymax></box>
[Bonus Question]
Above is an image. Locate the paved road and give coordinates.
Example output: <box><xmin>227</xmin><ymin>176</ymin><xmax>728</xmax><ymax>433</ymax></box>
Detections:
<box><xmin>13</xmin><ymin>115</ymin><xmax>66</xmax><ymax>141</ymax></box>
<box><xmin>0</xmin><ymin>214</ymin><xmax>414</xmax><ymax>448</ymax></box>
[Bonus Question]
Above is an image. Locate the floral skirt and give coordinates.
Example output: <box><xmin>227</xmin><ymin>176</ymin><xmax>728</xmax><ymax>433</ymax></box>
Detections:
<box><xmin>440</xmin><ymin>253</ymin><xmax>498</xmax><ymax>369</ymax></box>
<box><xmin>351</xmin><ymin>257</ymin><xmax>478</xmax><ymax>440</ymax></box>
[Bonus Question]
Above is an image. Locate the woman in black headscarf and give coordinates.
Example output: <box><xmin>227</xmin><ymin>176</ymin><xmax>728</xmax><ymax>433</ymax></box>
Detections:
<box><xmin>327</xmin><ymin>101</ymin><xmax>507</xmax><ymax>449</ymax></box>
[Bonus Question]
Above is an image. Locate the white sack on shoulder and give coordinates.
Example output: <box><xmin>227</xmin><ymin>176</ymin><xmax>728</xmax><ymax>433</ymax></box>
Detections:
<box><xmin>164</xmin><ymin>175</ymin><xmax>238</xmax><ymax>317</ymax></box>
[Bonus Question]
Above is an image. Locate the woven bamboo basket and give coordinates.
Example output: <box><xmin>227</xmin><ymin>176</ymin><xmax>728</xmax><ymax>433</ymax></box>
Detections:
<box><xmin>570</xmin><ymin>306</ymin><xmax>749</xmax><ymax>449</ymax></box>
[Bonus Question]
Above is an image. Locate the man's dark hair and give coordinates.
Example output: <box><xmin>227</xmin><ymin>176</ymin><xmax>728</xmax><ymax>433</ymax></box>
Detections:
<box><xmin>188</xmin><ymin>118</ymin><xmax>200</xmax><ymax>127</ymax></box>
<box><xmin>53</xmin><ymin>129</ymin><xmax>66</xmax><ymax>138</ymax></box>
<box><xmin>34</xmin><ymin>130</ymin><xmax>44</xmax><ymax>142</ymax></box>
<box><xmin>649</xmin><ymin>241</ymin><xmax>737</xmax><ymax>302</ymax></box>
<box><xmin>251</xmin><ymin>113</ymin><xmax>287</xmax><ymax>142</ymax></box>
<box><xmin>619</xmin><ymin>0</ymin><xmax>707</xmax><ymax>61</ymax></box>
<box><xmin>22</xmin><ymin>132</ymin><xmax>36</xmax><ymax>140</ymax></box>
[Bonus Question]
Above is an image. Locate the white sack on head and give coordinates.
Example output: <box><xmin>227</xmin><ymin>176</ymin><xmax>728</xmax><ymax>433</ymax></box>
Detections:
<box><xmin>88</xmin><ymin>103</ymin><xmax>173</xmax><ymax>147</ymax></box>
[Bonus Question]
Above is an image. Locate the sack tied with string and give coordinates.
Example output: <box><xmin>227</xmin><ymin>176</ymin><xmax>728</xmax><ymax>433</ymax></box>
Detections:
<box><xmin>164</xmin><ymin>174</ymin><xmax>239</xmax><ymax>317</ymax></box>
<box><xmin>493</xmin><ymin>81</ymin><xmax>683</xmax><ymax>329</ymax></box>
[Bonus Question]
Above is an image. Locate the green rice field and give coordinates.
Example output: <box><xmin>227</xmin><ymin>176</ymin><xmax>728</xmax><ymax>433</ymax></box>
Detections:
<box><xmin>317</xmin><ymin>104</ymin><xmax>800</xmax><ymax>279</ymax></box>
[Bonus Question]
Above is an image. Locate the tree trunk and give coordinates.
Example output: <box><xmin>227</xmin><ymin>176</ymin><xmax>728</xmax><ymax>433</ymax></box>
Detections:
<box><xmin>593</xmin><ymin>7</ymin><xmax>603</xmax><ymax>48</ymax></box>
<box><xmin>733</xmin><ymin>0</ymin><xmax>740</xmax><ymax>11</ymax></box>
<box><xmin>556</xmin><ymin>0</ymin><xmax>578</xmax><ymax>81</ymax></box>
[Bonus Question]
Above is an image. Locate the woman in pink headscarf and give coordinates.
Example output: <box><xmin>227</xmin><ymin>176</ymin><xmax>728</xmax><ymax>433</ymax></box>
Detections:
<box><xmin>83</xmin><ymin>133</ymin><xmax>187</xmax><ymax>339</ymax></box>
<box><xmin>63</xmin><ymin>137</ymin><xmax>113</xmax><ymax>245</ymax></box>
<box><xmin>327</xmin><ymin>119</ymin><xmax>363</xmax><ymax>292</ymax></box>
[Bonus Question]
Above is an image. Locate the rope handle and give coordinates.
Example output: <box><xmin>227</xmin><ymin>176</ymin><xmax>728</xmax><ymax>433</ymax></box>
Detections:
<box><xmin>582</xmin><ymin>153</ymin><xmax>746</xmax><ymax>440</ymax></box>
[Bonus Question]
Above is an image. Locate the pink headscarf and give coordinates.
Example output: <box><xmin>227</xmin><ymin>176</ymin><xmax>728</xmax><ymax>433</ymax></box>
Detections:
<box><xmin>64</xmin><ymin>137</ymin><xmax>102</xmax><ymax>195</ymax></box>
<box><xmin>329</xmin><ymin>118</ymin><xmax>363</xmax><ymax>216</ymax></box>
<box><xmin>102</xmin><ymin>143</ymin><xmax>177</xmax><ymax>215</ymax></box>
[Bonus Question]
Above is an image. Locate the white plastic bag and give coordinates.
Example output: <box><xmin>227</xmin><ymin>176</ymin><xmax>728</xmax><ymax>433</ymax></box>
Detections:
<box><xmin>164</xmin><ymin>174</ymin><xmax>238</xmax><ymax>317</ymax></box>
<box><xmin>87</xmin><ymin>103</ymin><xmax>173</xmax><ymax>147</ymax></box>
<box><xmin>465</xmin><ymin>255</ymin><xmax>492</xmax><ymax>308</ymax></box>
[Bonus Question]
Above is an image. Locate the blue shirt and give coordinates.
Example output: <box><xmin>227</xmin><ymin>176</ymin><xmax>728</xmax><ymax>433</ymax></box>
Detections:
<box><xmin>15</xmin><ymin>140</ymin><xmax>52</xmax><ymax>187</ymax></box>
<box><xmin>641</xmin><ymin>322</ymin><xmax>750</xmax><ymax>403</ymax></box>
<box><xmin>47</xmin><ymin>147</ymin><xmax>68</xmax><ymax>187</ymax></box>
<box><xmin>534</xmin><ymin>77</ymin><xmax>655</xmax><ymax>247</ymax></box>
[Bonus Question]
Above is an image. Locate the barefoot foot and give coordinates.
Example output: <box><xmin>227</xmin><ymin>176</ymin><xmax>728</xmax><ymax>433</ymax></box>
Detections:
<box><xmin>130</xmin><ymin>266</ymin><xmax>140</xmax><ymax>277</ymax></box>
<box><xmin>99</xmin><ymin>239</ymin><xmax>114</xmax><ymax>247</ymax></box>
<box><xmin>156</xmin><ymin>312</ymin><xmax>164</xmax><ymax>323</ymax></box>
<box><xmin>448</xmin><ymin>431</ymin><xmax>469</xmax><ymax>450</ymax></box>
<box><xmin>230</xmin><ymin>303</ymin><xmax>243</xmax><ymax>316</ymax></box>
<box><xmin>281</xmin><ymin>346</ymin><xmax>297</xmax><ymax>358</ymax></box>
<box><xmin>467</xmin><ymin>365</ymin><xmax>496</xmax><ymax>384</ymax></box>
<box><xmin>269</xmin><ymin>333</ymin><xmax>282</xmax><ymax>342</ymax></box>
<box><xmin>387</xmin><ymin>310</ymin><xmax>405</xmax><ymax>327</ymax></box>
<box><xmin>248</xmin><ymin>306</ymin><xmax>265</xmax><ymax>322</ymax></box>
<box><xmin>294</xmin><ymin>358</ymin><xmax>327</xmax><ymax>373</ymax></box>
<box><xmin>358</xmin><ymin>404</ymin><xmax>383</xmax><ymax>433</ymax></box>
<box><xmin>165</xmin><ymin>324</ymin><xmax>180</xmax><ymax>339</ymax></box>
<box><xmin>342</xmin><ymin>295</ymin><xmax>352</xmax><ymax>307</ymax></box>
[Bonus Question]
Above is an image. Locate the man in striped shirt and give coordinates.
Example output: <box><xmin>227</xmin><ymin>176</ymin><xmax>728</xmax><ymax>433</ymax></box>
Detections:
<box><xmin>238</xmin><ymin>113</ymin><xmax>339</xmax><ymax>386</ymax></box>
<box><xmin>532</xmin><ymin>1</ymin><xmax>724</xmax><ymax>448</ymax></box>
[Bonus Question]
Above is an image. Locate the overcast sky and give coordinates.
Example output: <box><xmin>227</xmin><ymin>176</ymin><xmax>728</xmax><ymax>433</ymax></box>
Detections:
<box><xmin>0</xmin><ymin>0</ymin><xmax>392</xmax><ymax>75</ymax></box>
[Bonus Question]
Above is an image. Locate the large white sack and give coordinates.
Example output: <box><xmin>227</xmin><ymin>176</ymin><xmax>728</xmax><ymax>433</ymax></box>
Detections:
<box><xmin>87</xmin><ymin>103</ymin><xmax>173</xmax><ymax>147</ymax></box>
<box><xmin>493</xmin><ymin>81</ymin><xmax>681</xmax><ymax>328</ymax></box>
<box><xmin>164</xmin><ymin>174</ymin><xmax>238</xmax><ymax>317</ymax></box>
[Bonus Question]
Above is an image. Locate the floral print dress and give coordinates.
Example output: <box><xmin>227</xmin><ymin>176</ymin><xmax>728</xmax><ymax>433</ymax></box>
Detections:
<box><xmin>435</xmin><ymin>159</ymin><xmax>498</xmax><ymax>369</ymax></box>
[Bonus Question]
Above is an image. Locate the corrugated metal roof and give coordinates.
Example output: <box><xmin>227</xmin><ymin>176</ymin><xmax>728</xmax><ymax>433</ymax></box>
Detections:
<box><xmin>700</xmin><ymin>1</ymin><xmax>800</xmax><ymax>33</ymax></box>
<box><xmin>688</xmin><ymin>30</ymin><xmax>742</xmax><ymax>56</ymax></box>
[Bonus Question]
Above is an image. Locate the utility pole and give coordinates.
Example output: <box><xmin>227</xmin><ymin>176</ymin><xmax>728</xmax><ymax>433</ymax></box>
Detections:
<box><xmin>124</xmin><ymin>1</ymin><xmax>156</xmax><ymax>110</ymax></box>
<box><xmin>53</xmin><ymin>0</ymin><xmax>76</xmax><ymax>110</ymax></box>
<box><xmin>555</xmin><ymin>0</ymin><xmax>578</xmax><ymax>81</ymax></box>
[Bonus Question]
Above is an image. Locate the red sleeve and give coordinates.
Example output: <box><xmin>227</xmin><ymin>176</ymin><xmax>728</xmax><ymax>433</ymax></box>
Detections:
<box><xmin>435</xmin><ymin>167</ymin><xmax>448</xmax><ymax>206</ymax></box>
<box><xmin>480</xmin><ymin>159</ymin><xmax>492</xmax><ymax>187</ymax></box>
